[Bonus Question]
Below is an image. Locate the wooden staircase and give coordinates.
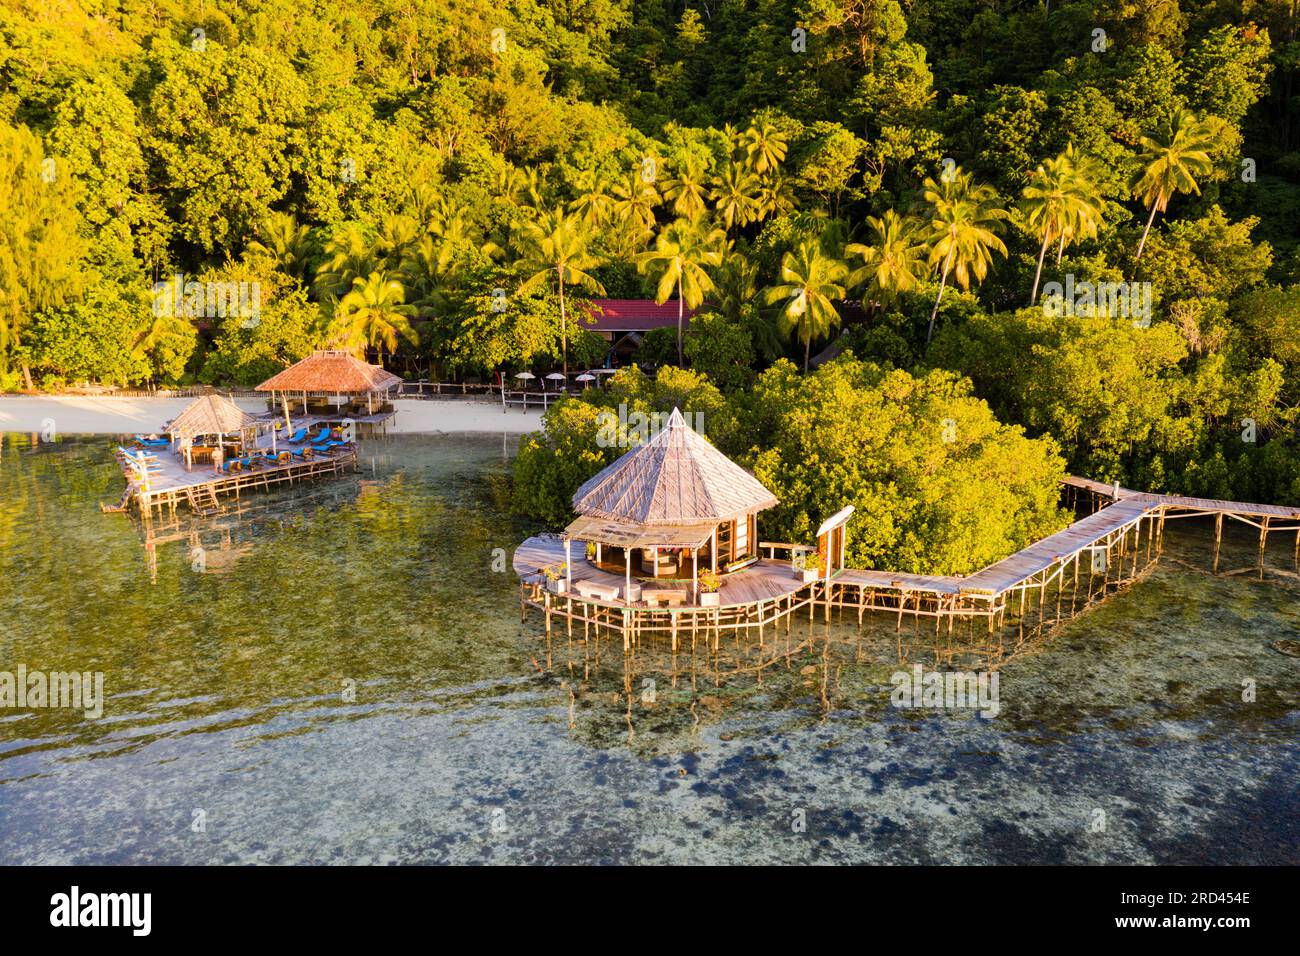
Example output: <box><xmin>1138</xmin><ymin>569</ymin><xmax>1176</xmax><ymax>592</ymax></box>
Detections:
<box><xmin>185</xmin><ymin>484</ymin><xmax>222</xmax><ymax>516</ymax></box>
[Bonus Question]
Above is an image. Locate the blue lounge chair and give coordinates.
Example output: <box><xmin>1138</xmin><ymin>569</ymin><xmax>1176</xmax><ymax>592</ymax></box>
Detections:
<box><xmin>221</xmin><ymin>455</ymin><xmax>259</xmax><ymax>474</ymax></box>
<box><xmin>306</xmin><ymin>426</ymin><xmax>332</xmax><ymax>444</ymax></box>
<box><xmin>134</xmin><ymin>435</ymin><xmax>170</xmax><ymax>447</ymax></box>
<box><xmin>284</xmin><ymin>427</ymin><xmax>310</xmax><ymax>444</ymax></box>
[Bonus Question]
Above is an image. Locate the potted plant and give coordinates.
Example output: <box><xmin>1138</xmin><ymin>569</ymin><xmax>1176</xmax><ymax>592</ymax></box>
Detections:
<box><xmin>697</xmin><ymin>569</ymin><xmax>721</xmax><ymax>606</ymax></box>
<box><xmin>585</xmin><ymin>541</ymin><xmax>597</xmax><ymax>562</ymax></box>
<box><xmin>543</xmin><ymin>563</ymin><xmax>568</xmax><ymax>594</ymax></box>
<box><xmin>793</xmin><ymin>550</ymin><xmax>822</xmax><ymax>583</ymax></box>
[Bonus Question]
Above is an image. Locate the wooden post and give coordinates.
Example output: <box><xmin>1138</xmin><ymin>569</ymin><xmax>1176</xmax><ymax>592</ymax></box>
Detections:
<box><xmin>1258</xmin><ymin>515</ymin><xmax>1270</xmax><ymax>579</ymax></box>
<box><xmin>1212</xmin><ymin>513</ymin><xmax>1223</xmax><ymax>574</ymax></box>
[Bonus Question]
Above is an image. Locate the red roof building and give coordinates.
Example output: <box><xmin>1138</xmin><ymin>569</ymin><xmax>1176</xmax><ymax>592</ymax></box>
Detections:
<box><xmin>577</xmin><ymin>299</ymin><xmax>696</xmax><ymax>335</ymax></box>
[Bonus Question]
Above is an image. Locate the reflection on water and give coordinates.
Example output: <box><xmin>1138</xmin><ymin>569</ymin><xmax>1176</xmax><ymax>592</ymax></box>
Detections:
<box><xmin>0</xmin><ymin>431</ymin><xmax>1297</xmax><ymax>864</ymax></box>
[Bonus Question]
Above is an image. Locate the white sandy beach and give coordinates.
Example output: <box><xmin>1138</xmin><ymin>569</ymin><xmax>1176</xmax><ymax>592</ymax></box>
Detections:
<box><xmin>0</xmin><ymin>395</ymin><xmax>543</xmax><ymax>436</ymax></box>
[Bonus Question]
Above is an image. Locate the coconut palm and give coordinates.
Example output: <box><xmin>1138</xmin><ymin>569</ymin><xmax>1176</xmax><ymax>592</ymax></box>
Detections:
<box><xmin>374</xmin><ymin>215</ymin><xmax>422</xmax><ymax>272</ymax></box>
<box><xmin>709</xmin><ymin>163</ymin><xmax>760</xmax><ymax>232</ymax></box>
<box><xmin>568</xmin><ymin>173</ymin><xmax>614</xmax><ymax>227</ymax></box>
<box><xmin>763</xmin><ymin>242</ymin><xmax>848</xmax><ymax>372</ymax></box>
<box><xmin>662</xmin><ymin>154</ymin><xmax>710</xmax><ymax>222</ymax></box>
<box><xmin>246</xmin><ymin>212</ymin><xmax>313</xmax><ymax>280</ymax></box>
<box><xmin>611</xmin><ymin>168</ymin><xmax>661</xmax><ymax>233</ymax></box>
<box><xmin>1130</xmin><ymin>109</ymin><xmax>1217</xmax><ymax>261</ymax></box>
<box><xmin>844</xmin><ymin>211</ymin><xmax>927</xmax><ymax>313</ymax></box>
<box><xmin>331</xmin><ymin>271</ymin><xmax>418</xmax><ymax>365</ymax></box>
<box><xmin>1020</xmin><ymin>146</ymin><xmax>1105</xmax><ymax>303</ymax></box>
<box><xmin>755</xmin><ymin>171</ymin><xmax>798</xmax><ymax>221</ymax></box>
<box><xmin>635</xmin><ymin>219</ymin><xmax>725</xmax><ymax>365</ymax></box>
<box><xmin>713</xmin><ymin>251</ymin><xmax>759</xmax><ymax>321</ymax></box>
<box><xmin>742</xmin><ymin>122</ymin><xmax>788</xmax><ymax>174</ymax></box>
<box><xmin>515</xmin><ymin>207</ymin><xmax>605</xmax><ymax>378</ymax></box>
<box><xmin>313</xmin><ymin>224</ymin><xmax>377</xmax><ymax>301</ymax></box>
<box><xmin>921</xmin><ymin>168</ymin><xmax>1009</xmax><ymax>345</ymax></box>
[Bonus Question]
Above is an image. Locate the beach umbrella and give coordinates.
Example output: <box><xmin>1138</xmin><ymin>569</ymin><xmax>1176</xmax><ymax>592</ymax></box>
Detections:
<box><xmin>545</xmin><ymin>373</ymin><xmax>567</xmax><ymax>381</ymax></box>
<box><xmin>515</xmin><ymin>371</ymin><xmax>536</xmax><ymax>380</ymax></box>
<box><xmin>575</xmin><ymin>373</ymin><xmax>596</xmax><ymax>382</ymax></box>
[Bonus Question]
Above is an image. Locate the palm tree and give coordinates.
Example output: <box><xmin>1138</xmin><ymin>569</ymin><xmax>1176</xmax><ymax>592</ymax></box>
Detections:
<box><xmin>374</xmin><ymin>215</ymin><xmax>422</xmax><ymax>272</ymax></box>
<box><xmin>713</xmin><ymin>251</ymin><xmax>759</xmax><ymax>321</ymax></box>
<box><xmin>754</xmin><ymin>171</ymin><xmax>798</xmax><ymax>221</ymax></box>
<box><xmin>331</xmin><ymin>271</ymin><xmax>418</xmax><ymax>365</ymax></box>
<box><xmin>921</xmin><ymin>168</ymin><xmax>1009</xmax><ymax>344</ymax></box>
<box><xmin>1020</xmin><ymin>146</ymin><xmax>1105</xmax><ymax>303</ymax></box>
<box><xmin>763</xmin><ymin>242</ymin><xmax>848</xmax><ymax>372</ymax></box>
<box><xmin>246</xmin><ymin>212</ymin><xmax>313</xmax><ymax>280</ymax></box>
<box><xmin>314</xmin><ymin>224</ymin><xmax>376</xmax><ymax>301</ymax></box>
<box><xmin>1131</xmin><ymin>110</ymin><xmax>1217</xmax><ymax>261</ymax></box>
<box><xmin>515</xmin><ymin>207</ymin><xmax>605</xmax><ymax>378</ymax></box>
<box><xmin>662</xmin><ymin>154</ymin><xmax>710</xmax><ymax>222</ymax></box>
<box><xmin>611</xmin><ymin>169</ymin><xmax>661</xmax><ymax>233</ymax></box>
<box><xmin>709</xmin><ymin>163</ymin><xmax>760</xmax><ymax>232</ymax></box>
<box><xmin>844</xmin><ymin>210</ymin><xmax>927</xmax><ymax>313</ymax></box>
<box><xmin>131</xmin><ymin>310</ymin><xmax>194</xmax><ymax>385</ymax></box>
<box><xmin>742</xmin><ymin>122</ymin><xmax>788</xmax><ymax>174</ymax></box>
<box><xmin>569</xmin><ymin>173</ymin><xmax>614</xmax><ymax>227</ymax></box>
<box><xmin>635</xmin><ymin>219</ymin><xmax>725</xmax><ymax>365</ymax></box>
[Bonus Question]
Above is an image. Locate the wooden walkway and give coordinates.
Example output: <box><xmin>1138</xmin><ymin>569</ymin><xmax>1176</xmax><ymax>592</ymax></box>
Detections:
<box><xmin>112</xmin><ymin>443</ymin><xmax>359</xmax><ymax>518</ymax></box>
<box><xmin>515</xmin><ymin>476</ymin><xmax>1300</xmax><ymax>651</ymax></box>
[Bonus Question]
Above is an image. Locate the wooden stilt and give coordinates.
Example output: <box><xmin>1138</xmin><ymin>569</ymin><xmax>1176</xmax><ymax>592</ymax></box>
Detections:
<box><xmin>1213</xmin><ymin>513</ymin><xmax>1223</xmax><ymax>574</ymax></box>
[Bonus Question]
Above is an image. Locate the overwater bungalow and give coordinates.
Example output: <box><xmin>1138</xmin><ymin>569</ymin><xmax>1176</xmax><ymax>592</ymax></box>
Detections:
<box><xmin>256</xmin><ymin>349</ymin><xmax>402</xmax><ymax>429</ymax></box>
<box><xmin>514</xmin><ymin>409</ymin><xmax>1300</xmax><ymax>657</ymax></box>
<box><xmin>566</xmin><ymin>406</ymin><xmax>780</xmax><ymax>593</ymax></box>
<box><xmin>107</xmin><ymin>391</ymin><xmax>359</xmax><ymax>517</ymax></box>
<box><xmin>514</xmin><ymin>408</ymin><xmax>851</xmax><ymax>648</ymax></box>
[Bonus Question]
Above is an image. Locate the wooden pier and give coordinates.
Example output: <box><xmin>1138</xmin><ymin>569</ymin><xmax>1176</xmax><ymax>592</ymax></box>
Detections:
<box><xmin>113</xmin><ymin>445</ymin><xmax>359</xmax><ymax>519</ymax></box>
<box><xmin>515</xmin><ymin>476</ymin><xmax>1300</xmax><ymax>659</ymax></box>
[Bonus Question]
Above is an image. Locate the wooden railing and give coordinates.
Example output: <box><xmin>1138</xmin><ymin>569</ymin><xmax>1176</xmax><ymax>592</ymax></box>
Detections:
<box><xmin>759</xmin><ymin>541</ymin><xmax>814</xmax><ymax>560</ymax></box>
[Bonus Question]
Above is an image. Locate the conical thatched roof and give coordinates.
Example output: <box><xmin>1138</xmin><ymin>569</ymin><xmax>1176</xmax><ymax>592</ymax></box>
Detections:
<box><xmin>255</xmin><ymin>350</ymin><xmax>402</xmax><ymax>393</ymax></box>
<box><xmin>167</xmin><ymin>394</ymin><xmax>259</xmax><ymax>437</ymax></box>
<box><xmin>572</xmin><ymin>408</ymin><xmax>778</xmax><ymax>525</ymax></box>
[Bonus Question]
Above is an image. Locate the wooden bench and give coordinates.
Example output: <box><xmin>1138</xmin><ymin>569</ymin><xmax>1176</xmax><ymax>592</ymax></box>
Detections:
<box><xmin>574</xmin><ymin>580</ymin><xmax>620</xmax><ymax>602</ymax></box>
<box><xmin>642</xmin><ymin>589</ymin><xmax>688</xmax><ymax>607</ymax></box>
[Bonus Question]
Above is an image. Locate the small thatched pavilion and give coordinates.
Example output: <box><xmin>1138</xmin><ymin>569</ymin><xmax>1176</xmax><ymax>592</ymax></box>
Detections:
<box><xmin>256</xmin><ymin>349</ymin><xmax>402</xmax><ymax>423</ymax></box>
<box><xmin>166</xmin><ymin>393</ymin><xmax>261</xmax><ymax>447</ymax></box>
<box><xmin>565</xmin><ymin>407</ymin><xmax>779</xmax><ymax>595</ymax></box>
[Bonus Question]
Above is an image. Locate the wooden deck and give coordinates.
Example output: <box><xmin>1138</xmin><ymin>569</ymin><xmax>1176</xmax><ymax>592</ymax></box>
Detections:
<box><xmin>516</xmin><ymin>475</ymin><xmax>1300</xmax><ymax>650</ymax></box>
<box><xmin>515</xmin><ymin>534</ymin><xmax>807</xmax><ymax>608</ymax></box>
<box><xmin>111</xmin><ymin>439</ymin><xmax>359</xmax><ymax>518</ymax></box>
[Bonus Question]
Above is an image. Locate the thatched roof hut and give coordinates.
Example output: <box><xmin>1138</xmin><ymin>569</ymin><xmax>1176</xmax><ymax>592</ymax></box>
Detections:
<box><xmin>573</xmin><ymin>407</ymin><xmax>777</xmax><ymax>524</ymax></box>
<box><xmin>166</xmin><ymin>394</ymin><xmax>259</xmax><ymax>439</ymax></box>
<box><xmin>256</xmin><ymin>350</ymin><xmax>402</xmax><ymax>395</ymax></box>
<box><xmin>564</xmin><ymin>408</ymin><xmax>778</xmax><ymax>585</ymax></box>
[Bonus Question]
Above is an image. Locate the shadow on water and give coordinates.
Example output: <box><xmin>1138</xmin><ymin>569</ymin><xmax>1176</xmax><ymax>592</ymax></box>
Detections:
<box><xmin>0</xmin><ymin>432</ymin><xmax>1296</xmax><ymax>863</ymax></box>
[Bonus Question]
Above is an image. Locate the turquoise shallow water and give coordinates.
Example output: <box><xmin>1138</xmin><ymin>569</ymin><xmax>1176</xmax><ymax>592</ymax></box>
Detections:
<box><xmin>0</xmin><ymin>432</ymin><xmax>1296</xmax><ymax>864</ymax></box>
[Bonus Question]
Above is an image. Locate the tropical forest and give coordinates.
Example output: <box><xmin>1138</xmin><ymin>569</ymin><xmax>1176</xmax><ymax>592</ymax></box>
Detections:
<box><xmin>2</xmin><ymin>0</ymin><xmax>1299</xmax><ymax>573</ymax></box>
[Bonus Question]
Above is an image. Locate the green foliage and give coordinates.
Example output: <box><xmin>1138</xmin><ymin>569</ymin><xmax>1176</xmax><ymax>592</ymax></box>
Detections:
<box><xmin>684</xmin><ymin>312</ymin><xmax>756</xmax><ymax>392</ymax></box>
<box><xmin>748</xmin><ymin>354</ymin><xmax>1069</xmax><ymax>575</ymax></box>
<box><xmin>25</xmin><ymin>282</ymin><xmax>149</xmax><ymax>388</ymax></box>
<box><xmin>201</xmin><ymin>284</ymin><xmax>323</xmax><ymax>386</ymax></box>
<box><xmin>512</xmin><ymin>399</ymin><xmax>620</xmax><ymax>526</ymax></box>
